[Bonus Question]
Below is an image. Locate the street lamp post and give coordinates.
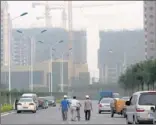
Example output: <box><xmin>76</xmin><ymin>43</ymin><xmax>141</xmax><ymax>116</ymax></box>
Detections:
<box><xmin>8</xmin><ymin>12</ymin><xmax>28</xmax><ymax>104</ymax></box>
<box><xmin>38</xmin><ymin>40</ymin><xmax>63</xmax><ymax>95</ymax></box>
<box><xmin>17</xmin><ymin>29</ymin><xmax>47</xmax><ymax>92</ymax></box>
<box><xmin>58</xmin><ymin>48</ymin><xmax>72</xmax><ymax>92</ymax></box>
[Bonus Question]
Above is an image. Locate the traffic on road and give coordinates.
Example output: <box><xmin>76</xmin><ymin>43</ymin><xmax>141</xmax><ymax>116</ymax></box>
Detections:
<box><xmin>1</xmin><ymin>91</ymin><xmax>156</xmax><ymax>124</ymax></box>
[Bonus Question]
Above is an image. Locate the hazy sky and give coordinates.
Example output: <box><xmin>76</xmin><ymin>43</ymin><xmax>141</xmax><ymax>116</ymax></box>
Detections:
<box><xmin>8</xmin><ymin>1</ymin><xmax>143</xmax><ymax>77</ymax></box>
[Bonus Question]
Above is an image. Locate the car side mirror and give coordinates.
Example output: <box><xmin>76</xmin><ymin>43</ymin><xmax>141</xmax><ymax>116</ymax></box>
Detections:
<box><xmin>125</xmin><ymin>101</ymin><xmax>130</xmax><ymax>106</ymax></box>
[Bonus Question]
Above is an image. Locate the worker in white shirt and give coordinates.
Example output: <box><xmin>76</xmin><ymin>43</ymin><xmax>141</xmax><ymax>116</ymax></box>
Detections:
<box><xmin>70</xmin><ymin>96</ymin><xmax>81</xmax><ymax>121</ymax></box>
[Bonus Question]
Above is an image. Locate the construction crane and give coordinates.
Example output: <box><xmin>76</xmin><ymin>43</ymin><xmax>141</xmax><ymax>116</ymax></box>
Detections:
<box><xmin>32</xmin><ymin>1</ymin><xmax>67</xmax><ymax>28</ymax></box>
<box><xmin>32</xmin><ymin>1</ymin><xmax>135</xmax><ymax>29</ymax></box>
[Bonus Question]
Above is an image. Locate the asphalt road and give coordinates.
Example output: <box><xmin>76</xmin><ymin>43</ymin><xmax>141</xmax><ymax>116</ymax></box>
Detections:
<box><xmin>1</xmin><ymin>101</ymin><xmax>126</xmax><ymax>124</ymax></box>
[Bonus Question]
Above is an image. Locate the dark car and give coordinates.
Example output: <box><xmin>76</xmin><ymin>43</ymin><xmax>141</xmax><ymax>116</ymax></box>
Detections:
<box><xmin>38</xmin><ymin>98</ymin><xmax>48</xmax><ymax>109</ymax></box>
<box><xmin>44</xmin><ymin>96</ymin><xmax>56</xmax><ymax>107</ymax></box>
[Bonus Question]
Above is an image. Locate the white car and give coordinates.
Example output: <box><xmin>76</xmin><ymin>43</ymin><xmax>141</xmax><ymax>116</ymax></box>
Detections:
<box><xmin>126</xmin><ymin>91</ymin><xmax>156</xmax><ymax>124</ymax></box>
<box><xmin>98</xmin><ymin>98</ymin><xmax>113</xmax><ymax>114</ymax></box>
<box><xmin>21</xmin><ymin>93</ymin><xmax>39</xmax><ymax>109</ymax></box>
<box><xmin>17</xmin><ymin>98</ymin><xmax>37</xmax><ymax>113</ymax></box>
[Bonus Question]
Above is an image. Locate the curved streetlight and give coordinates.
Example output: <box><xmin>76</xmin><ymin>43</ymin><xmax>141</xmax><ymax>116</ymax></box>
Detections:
<box><xmin>12</xmin><ymin>12</ymin><xmax>28</xmax><ymax>20</ymax></box>
<box><xmin>8</xmin><ymin>12</ymin><xmax>28</xmax><ymax>104</ymax></box>
<box><xmin>16</xmin><ymin>29</ymin><xmax>47</xmax><ymax>92</ymax></box>
<box><xmin>20</xmin><ymin>12</ymin><xmax>28</xmax><ymax>16</ymax></box>
<box><xmin>55</xmin><ymin>48</ymin><xmax>72</xmax><ymax>92</ymax></box>
<box><xmin>38</xmin><ymin>40</ymin><xmax>64</xmax><ymax>94</ymax></box>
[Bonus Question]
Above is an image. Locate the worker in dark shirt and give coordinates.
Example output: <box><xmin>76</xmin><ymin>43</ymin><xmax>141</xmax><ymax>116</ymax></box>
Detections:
<box><xmin>60</xmin><ymin>95</ymin><xmax>70</xmax><ymax>121</ymax></box>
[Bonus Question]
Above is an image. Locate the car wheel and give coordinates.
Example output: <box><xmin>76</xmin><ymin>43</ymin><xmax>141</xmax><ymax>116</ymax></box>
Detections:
<box><xmin>32</xmin><ymin>110</ymin><xmax>36</xmax><ymax>113</ymax></box>
<box><xmin>17</xmin><ymin>111</ymin><xmax>21</xmax><ymax>113</ymax></box>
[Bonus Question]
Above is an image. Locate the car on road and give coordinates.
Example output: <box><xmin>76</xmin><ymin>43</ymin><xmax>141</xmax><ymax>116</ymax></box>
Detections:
<box><xmin>38</xmin><ymin>97</ymin><xmax>48</xmax><ymax>109</ymax></box>
<box><xmin>98</xmin><ymin>97</ymin><xmax>113</xmax><ymax>114</ymax></box>
<box><xmin>21</xmin><ymin>93</ymin><xmax>39</xmax><ymax>109</ymax></box>
<box><xmin>126</xmin><ymin>91</ymin><xmax>156</xmax><ymax>124</ymax></box>
<box><xmin>43</xmin><ymin>96</ymin><xmax>56</xmax><ymax>107</ymax></box>
<box><xmin>16</xmin><ymin>97</ymin><xmax>37</xmax><ymax>113</ymax></box>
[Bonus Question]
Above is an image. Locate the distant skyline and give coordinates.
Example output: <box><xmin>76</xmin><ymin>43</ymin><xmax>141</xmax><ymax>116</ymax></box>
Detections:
<box><xmin>8</xmin><ymin>1</ymin><xmax>143</xmax><ymax>30</ymax></box>
<box><xmin>8</xmin><ymin>1</ymin><xmax>144</xmax><ymax>77</ymax></box>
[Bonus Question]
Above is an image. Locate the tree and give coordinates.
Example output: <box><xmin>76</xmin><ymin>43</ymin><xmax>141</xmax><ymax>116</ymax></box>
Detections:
<box><xmin>118</xmin><ymin>59</ymin><xmax>156</xmax><ymax>92</ymax></box>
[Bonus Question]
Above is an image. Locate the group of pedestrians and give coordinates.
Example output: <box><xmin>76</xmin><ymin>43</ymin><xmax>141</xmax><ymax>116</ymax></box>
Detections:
<box><xmin>60</xmin><ymin>95</ymin><xmax>92</xmax><ymax>121</ymax></box>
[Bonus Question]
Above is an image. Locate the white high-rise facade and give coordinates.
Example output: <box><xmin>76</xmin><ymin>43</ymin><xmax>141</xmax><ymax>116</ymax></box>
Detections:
<box><xmin>1</xmin><ymin>1</ymin><xmax>12</xmax><ymax>66</ymax></box>
<box><xmin>144</xmin><ymin>1</ymin><xmax>156</xmax><ymax>60</ymax></box>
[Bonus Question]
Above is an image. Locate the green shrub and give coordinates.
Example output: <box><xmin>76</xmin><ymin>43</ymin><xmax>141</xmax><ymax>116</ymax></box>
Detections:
<box><xmin>1</xmin><ymin>104</ymin><xmax>13</xmax><ymax>113</ymax></box>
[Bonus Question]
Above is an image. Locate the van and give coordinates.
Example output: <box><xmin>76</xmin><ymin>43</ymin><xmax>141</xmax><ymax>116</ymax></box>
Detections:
<box><xmin>21</xmin><ymin>93</ymin><xmax>39</xmax><ymax>109</ymax></box>
<box><xmin>126</xmin><ymin>91</ymin><xmax>156</xmax><ymax>124</ymax></box>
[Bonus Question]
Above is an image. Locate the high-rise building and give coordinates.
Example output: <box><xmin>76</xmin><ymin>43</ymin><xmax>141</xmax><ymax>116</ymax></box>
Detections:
<box><xmin>73</xmin><ymin>31</ymin><xmax>87</xmax><ymax>64</ymax></box>
<box><xmin>144</xmin><ymin>1</ymin><xmax>156</xmax><ymax>60</ymax></box>
<box><xmin>11</xmin><ymin>36</ymin><xmax>31</xmax><ymax>66</ymax></box>
<box><xmin>1</xmin><ymin>1</ymin><xmax>12</xmax><ymax>66</ymax></box>
<box><xmin>12</xmin><ymin>28</ymin><xmax>87</xmax><ymax>65</ymax></box>
<box><xmin>98</xmin><ymin>30</ymin><xmax>144</xmax><ymax>84</ymax></box>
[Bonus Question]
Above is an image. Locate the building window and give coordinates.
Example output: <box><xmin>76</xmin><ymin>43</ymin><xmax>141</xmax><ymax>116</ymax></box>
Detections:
<box><xmin>145</xmin><ymin>47</ymin><xmax>147</xmax><ymax>52</ymax></box>
<box><xmin>149</xmin><ymin>6</ymin><xmax>153</xmax><ymax>11</ymax></box>
<box><xmin>150</xmin><ymin>39</ymin><xmax>154</xmax><ymax>43</ymax></box>
<box><xmin>145</xmin><ymin>34</ymin><xmax>148</xmax><ymax>38</ymax></box>
<box><xmin>149</xmin><ymin>15</ymin><xmax>154</xmax><ymax>18</ymax></box>
<box><xmin>150</xmin><ymin>46</ymin><xmax>155</xmax><ymax>51</ymax></box>
<box><xmin>150</xmin><ymin>31</ymin><xmax>154</xmax><ymax>35</ymax></box>
<box><xmin>144</xmin><ymin>20</ymin><xmax>147</xmax><ymax>25</ymax></box>
<box><xmin>149</xmin><ymin>23</ymin><xmax>153</xmax><ymax>26</ymax></box>
<box><xmin>144</xmin><ymin>27</ymin><xmax>147</xmax><ymax>32</ymax></box>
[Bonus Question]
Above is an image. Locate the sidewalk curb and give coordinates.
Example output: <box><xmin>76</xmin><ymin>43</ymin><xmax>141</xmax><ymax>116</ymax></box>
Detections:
<box><xmin>1</xmin><ymin>110</ymin><xmax>15</xmax><ymax>116</ymax></box>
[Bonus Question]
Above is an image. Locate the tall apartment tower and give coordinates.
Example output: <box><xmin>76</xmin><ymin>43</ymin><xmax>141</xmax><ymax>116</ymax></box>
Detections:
<box><xmin>144</xmin><ymin>1</ymin><xmax>156</xmax><ymax>60</ymax></box>
<box><xmin>1</xmin><ymin>1</ymin><xmax>12</xmax><ymax>66</ymax></box>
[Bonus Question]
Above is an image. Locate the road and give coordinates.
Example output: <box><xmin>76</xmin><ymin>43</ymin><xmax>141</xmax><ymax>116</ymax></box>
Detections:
<box><xmin>1</xmin><ymin>101</ymin><xmax>126</xmax><ymax>124</ymax></box>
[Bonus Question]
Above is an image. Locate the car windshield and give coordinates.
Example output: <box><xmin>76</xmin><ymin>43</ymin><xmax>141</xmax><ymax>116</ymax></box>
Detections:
<box><xmin>22</xmin><ymin>96</ymin><xmax>33</xmax><ymax>98</ymax></box>
<box><xmin>139</xmin><ymin>92</ymin><xmax>156</xmax><ymax>105</ymax></box>
<box><xmin>100</xmin><ymin>98</ymin><xmax>112</xmax><ymax>103</ymax></box>
<box><xmin>19</xmin><ymin>98</ymin><xmax>33</xmax><ymax>102</ymax></box>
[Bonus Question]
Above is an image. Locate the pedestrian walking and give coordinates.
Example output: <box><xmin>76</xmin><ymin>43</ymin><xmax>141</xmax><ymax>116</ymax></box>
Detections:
<box><xmin>76</xmin><ymin>99</ymin><xmax>81</xmax><ymax>121</ymax></box>
<box><xmin>84</xmin><ymin>95</ymin><xmax>92</xmax><ymax>121</ymax></box>
<box><xmin>70</xmin><ymin>96</ymin><xmax>81</xmax><ymax>121</ymax></box>
<box><xmin>60</xmin><ymin>95</ymin><xmax>70</xmax><ymax>121</ymax></box>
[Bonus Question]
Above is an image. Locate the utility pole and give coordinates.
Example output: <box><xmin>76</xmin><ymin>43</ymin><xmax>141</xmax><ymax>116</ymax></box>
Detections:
<box><xmin>67</xmin><ymin>1</ymin><xmax>74</xmax><ymax>87</ymax></box>
<box><xmin>45</xmin><ymin>1</ymin><xmax>51</xmax><ymax>27</ymax></box>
